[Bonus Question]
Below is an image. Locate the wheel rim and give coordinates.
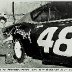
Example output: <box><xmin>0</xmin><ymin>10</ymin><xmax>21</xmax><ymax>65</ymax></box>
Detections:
<box><xmin>14</xmin><ymin>40</ymin><xmax>22</xmax><ymax>59</ymax></box>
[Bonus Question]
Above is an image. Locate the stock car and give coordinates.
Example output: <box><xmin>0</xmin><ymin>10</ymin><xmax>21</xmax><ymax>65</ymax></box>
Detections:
<box><xmin>3</xmin><ymin>2</ymin><xmax>72</xmax><ymax>67</ymax></box>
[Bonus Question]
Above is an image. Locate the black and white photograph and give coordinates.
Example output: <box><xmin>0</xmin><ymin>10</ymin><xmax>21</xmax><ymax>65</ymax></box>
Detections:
<box><xmin>1</xmin><ymin>0</ymin><xmax>72</xmax><ymax>70</ymax></box>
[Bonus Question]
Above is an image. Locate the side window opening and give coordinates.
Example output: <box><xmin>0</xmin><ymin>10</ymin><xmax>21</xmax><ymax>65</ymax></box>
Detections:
<box><xmin>31</xmin><ymin>3</ymin><xmax>72</xmax><ymax>22</ymax></box>
<box><xmin>30</xmin><ymin>4</ymin><xmax>62</xmax><ymax>22</ymax></box>
<box><xmin>31</xmin><ymin>6</ymin><xmax>49</xmax><ymax>22</ymax></box>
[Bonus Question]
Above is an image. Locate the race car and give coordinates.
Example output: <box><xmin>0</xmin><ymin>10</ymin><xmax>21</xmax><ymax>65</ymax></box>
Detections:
<box><xmin>3</xmin><ymin>2</ymin><xmax>72</xmax><ymax>67</ymax></box>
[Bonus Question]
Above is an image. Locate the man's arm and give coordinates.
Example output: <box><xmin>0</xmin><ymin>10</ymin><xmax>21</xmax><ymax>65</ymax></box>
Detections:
<box><xmin>3</xmin><ymin>35</ymin><xmax>13</xmax><ymax>43</ymax></box>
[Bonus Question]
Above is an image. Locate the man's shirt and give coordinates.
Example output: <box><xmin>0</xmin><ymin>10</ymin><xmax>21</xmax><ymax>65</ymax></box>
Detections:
<box><xmin>0</xmin><ymin>28</ymin><xmax>14</xmax><ymax>55</ymax></box>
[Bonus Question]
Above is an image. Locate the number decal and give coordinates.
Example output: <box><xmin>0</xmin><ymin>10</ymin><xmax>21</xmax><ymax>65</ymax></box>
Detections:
<box><xmin>53</xmin><ymin>26</ymin><xmax>72</xmax><ymax>57</ymax></box>
<box><xmin>37</xmin><ymin>26</ymin><xmax>72</xmax><ymax>57</ymax></box>
<box><xmin>37</xmin><ymin>27</ymin><xmax>58</xmax><ymax>53</ymax></box>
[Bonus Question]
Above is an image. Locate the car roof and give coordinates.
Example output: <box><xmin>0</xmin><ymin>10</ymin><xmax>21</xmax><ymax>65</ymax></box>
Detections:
<box><xmin>17</xmin><ymin>2</ymin><xmax>72</xmax><ymax>24</ymax></box>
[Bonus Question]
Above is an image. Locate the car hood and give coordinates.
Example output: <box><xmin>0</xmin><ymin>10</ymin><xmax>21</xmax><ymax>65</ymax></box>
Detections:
<box><xmin>16</xmin><ymin>13</ymin><xmax>33</xmax><ymax>24</ymax></box>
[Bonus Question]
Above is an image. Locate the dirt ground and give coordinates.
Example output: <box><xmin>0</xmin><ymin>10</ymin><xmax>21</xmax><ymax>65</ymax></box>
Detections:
<box><xmin>0</xmin><ymin>56</ymin><xmax>66</xmax><ymax>68</ymax></box>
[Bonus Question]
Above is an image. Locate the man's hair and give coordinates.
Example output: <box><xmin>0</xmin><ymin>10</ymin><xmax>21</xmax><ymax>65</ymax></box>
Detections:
<box><xmin>0</xmin><ymin>16</ymin><xmax>7</xmax><ymax>23</ymax></box>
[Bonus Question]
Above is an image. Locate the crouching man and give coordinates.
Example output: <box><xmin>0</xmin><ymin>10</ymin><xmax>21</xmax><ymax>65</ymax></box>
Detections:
<box><xmin>0</xmin><ymin>16</ymin><xmax>15</xmax><ymax>64</ymax></box>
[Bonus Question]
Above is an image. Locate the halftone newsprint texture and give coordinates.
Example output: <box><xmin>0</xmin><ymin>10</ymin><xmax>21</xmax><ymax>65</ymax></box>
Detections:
<box><xmin>0</xmin><ymin>0</ymin><xmax>72</xmax><ymax>72</ymax></box>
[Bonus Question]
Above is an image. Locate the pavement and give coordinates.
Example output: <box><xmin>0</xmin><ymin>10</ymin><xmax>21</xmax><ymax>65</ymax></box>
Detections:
<box><xmin>0</xmin><ymin>56</ymin><xmax>66</xmax><ymax>68</ymax></box>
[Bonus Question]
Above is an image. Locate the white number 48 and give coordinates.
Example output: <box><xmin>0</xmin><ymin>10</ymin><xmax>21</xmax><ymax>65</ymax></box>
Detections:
<box><xmin>37</xmin><ymin>26</ymin><xmax>72</xmax><ymax>57</ymax></box>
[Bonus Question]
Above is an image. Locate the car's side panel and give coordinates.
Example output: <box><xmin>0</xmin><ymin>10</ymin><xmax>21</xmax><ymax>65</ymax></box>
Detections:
<box><xmin>3</xmin><ymin>21</ymin><xmax>72</xmax><ymax>66</ymax></box>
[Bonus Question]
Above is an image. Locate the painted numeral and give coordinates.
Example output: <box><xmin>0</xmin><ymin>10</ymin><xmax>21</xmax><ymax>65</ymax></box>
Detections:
<box><xmin>37</xmin><ymin>27</ymin><xmax>58</xmax><ymax>53</ymax></box>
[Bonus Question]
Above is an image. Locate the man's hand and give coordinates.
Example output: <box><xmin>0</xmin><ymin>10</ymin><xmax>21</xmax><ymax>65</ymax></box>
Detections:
<box><xmin>3</xmin><ymin>35</ymin><xmax>13</xmax><ymax>43</ymax></box>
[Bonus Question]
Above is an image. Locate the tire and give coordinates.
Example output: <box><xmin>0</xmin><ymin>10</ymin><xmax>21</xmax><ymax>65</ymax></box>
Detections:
<box><xmin>13</xmin><ymin>38</ymin><xmax>25</xmax><ymax>63</ymax></box>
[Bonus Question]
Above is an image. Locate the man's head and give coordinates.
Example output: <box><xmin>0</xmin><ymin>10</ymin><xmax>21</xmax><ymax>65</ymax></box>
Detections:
<box><xmin>0</xmin><ymin>16</ymin><xmax>7</xmax><ymax>28</ymax></box>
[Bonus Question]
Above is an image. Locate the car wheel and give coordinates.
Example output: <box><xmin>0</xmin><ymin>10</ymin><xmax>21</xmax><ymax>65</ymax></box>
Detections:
<box><xmin>13</xmin><ymin>38</ymin><xmax>25</xmax><ymax>63</ymax></box>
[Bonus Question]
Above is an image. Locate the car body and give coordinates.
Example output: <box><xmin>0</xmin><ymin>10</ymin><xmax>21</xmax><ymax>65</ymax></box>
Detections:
<box><xmin>3</xmin><ymin>2</ymin><xmax>72</xmax><ymax>67</ymax></box>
